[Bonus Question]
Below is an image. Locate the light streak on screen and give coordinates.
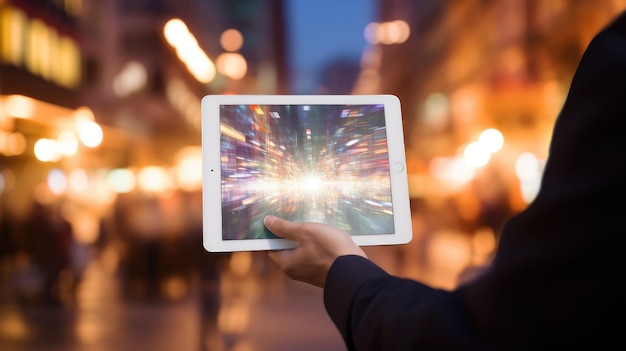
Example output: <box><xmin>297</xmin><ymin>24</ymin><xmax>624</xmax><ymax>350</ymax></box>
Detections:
<box><xmin>220</xmin><ymin>104</ymin><xmax>394</xmax><ymax>240</ymax></box>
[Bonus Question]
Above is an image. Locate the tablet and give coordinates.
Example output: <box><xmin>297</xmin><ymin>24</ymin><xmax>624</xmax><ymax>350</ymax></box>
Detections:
<box><xmin>202</xmin><ymin>94</ymin><xmax>412</xmax><ymax>252</ymax></box>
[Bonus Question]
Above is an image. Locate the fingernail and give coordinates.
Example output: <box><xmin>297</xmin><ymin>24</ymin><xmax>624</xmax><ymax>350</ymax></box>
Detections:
<box><xmin>264</xmin><ymin>215</ymin><xmax>276</xmax><ymax>226</ymax></box>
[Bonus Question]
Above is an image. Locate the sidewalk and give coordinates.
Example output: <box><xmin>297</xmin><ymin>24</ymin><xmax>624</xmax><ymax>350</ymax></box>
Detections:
<box><xmin>0</xmin><ymin>250</ymin><xmax>345</xmax><ymax>351</ymax></box>
<box><xmin>0</xmin><ymin>253</ymin><xmax>200</xmax><ymax>351</ymax></box>
<box><xmin>233</xmin><ymin>279</ymin><xmax>345</xmax><ymax>351</ymax></box>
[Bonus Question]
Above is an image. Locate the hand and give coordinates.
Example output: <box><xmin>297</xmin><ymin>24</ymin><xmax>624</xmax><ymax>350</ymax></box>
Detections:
<box><xmin>264</xmin><ymin>215</ymin><xmax>368</xmax><ymax>288</ymax></box>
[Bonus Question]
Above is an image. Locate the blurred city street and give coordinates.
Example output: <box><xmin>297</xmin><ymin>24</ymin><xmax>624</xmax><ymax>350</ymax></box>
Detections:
<box><xmin>3</xmin><ymin>1</ymin><xmax>626</xmax><ymax>350</ymax></box>
<box><xmin>0</xmin><ymin>247</ymin><xmax>345</xmax><ymax>351</ymax></box>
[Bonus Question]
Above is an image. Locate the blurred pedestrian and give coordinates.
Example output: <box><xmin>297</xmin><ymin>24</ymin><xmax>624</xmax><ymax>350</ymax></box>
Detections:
<box><xmin>264</xmin><ymin>11</ymin><xmax>626</xmax><ymax>350</ymax></box>
<box><xmin>21</xmin><ymin>202</ymin><xmax>66</xmax><ymax>306</ymax></box>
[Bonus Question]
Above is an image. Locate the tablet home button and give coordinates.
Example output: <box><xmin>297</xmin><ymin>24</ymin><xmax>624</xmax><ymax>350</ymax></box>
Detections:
<box><xmin>393</xmin><ymin>162</ymin><xmax>404</xmax><ymax>172</ymax></box>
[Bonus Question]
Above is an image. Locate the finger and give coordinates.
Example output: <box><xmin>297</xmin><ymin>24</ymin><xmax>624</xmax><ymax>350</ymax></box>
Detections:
<box><xmin>264</xmin><ymin>215</ymin><xmax>299</xmax><ymax>240</ymax></box>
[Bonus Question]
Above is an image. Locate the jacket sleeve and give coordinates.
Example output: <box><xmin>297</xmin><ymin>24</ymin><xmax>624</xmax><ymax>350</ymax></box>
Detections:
<box><xmin>323</xmin><ymin>11</ymin><xmax>626</xmax><ymax>351</ymax></box>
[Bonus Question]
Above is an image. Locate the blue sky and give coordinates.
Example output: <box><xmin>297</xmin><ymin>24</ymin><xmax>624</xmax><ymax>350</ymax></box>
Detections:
<box><xmin>285</xmin><ymin>0</ymin><xmax>375</xmax><ymax>94</ymax></box>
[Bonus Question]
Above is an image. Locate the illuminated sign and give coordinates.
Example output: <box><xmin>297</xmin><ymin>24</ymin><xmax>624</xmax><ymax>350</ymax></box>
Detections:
<box><xmin>0</xmin><ymin>5</ymin><xmax>81</xmax><ymax>89</ymax></box>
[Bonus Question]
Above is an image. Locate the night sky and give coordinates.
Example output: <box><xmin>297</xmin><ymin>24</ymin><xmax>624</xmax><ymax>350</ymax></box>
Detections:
<box><xmin>285</xmin><ymin>0</ymin><xmax>375</xmax><ymax>94</ymax></box>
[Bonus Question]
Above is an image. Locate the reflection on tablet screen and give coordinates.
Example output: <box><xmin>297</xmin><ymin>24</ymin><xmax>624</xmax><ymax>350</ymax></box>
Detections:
<box><xmin>220</xmin><ymin>104</ymin><xmax>394</xmax><ymax>240</ymax></box>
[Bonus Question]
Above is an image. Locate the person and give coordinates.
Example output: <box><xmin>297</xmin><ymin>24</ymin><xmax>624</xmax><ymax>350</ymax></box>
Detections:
<box><xmin>263</xmin><ymin>10</ymin><xmax>626</xmax><ymax>350</ymax></box>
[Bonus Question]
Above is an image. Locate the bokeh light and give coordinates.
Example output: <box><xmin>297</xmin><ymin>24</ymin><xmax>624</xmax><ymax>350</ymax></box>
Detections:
<box><xmin>4</xmin><ymin>94</ymin><xmax>35</xmax><ymax>119</ymax></box>
<box><xmin>220</xmin><ymin>29</ymin><xmax>244</xmax><ymax>52</ymax></box>
<box><xmin>68</xmin><ymin>168</ymin><xmax>89</xmax><ymax>196</ymax></box>
<box><xmin>429</xmin><ymin>156</ymin><xmax>475</xmax><ymax>186</ymax></box>
<box><xmin>364</xmin><ymin>20</ymin><xmax>410</xmax><ymax>45</ymax></box>
<box><xmin>463</xmin><ymin>142</ymin><xmax>491</xmax><ymax>168</ymax></box>
<box><xmin>78</xmin><ymin>121</ymin><xmax>103</xmax><ymax>148</ymax></box>
<box><xmin>107</xmin><ymin>168</ymin><xmax>136</xmax><ymax>193</ymax></box>
<box><xmin>113</xmin><ymin>61</ymin><xmax>148</xmax><ymax>97</ymax></box>
<box><xmin>34</xmin><ymin>138</ymin><xmax>60</xmax><ymax>162</ymax></box>
<box><xmin>515</xmin><ymin>152</ymin><xmax>545</xmax><ymax>204</ymax></box>
<box><xmin>138</xmin><ymin>166</ymin><xmax>173</xmax><ymax>193</ymax></box>
<box><xmin>478</xmin><ymin>128</ymin><xmax>504</xmax><ymax>153</ymax></box>
<box><xmin>57</xmin><ymin>130</ymin><xmax>78</xmax><ymax>156</ymax></box>
<box><xmin>164</xmin><ymin>18</ymin><xmax>216</xmax><ymax>83</ymax></box>
<box><xmin>47</xmin><ymin>168</ymin><xmax>68</xmax><ymax>195</ymax></box>
<box><xmin>174</xmin><ymin>146</ymin><xmax>202</xmax><ymax>191</ymax></box>
<box><xmin>216</xmin><ymin>52</ymin><xmax>247</xmax><ymax>80</ymax></box>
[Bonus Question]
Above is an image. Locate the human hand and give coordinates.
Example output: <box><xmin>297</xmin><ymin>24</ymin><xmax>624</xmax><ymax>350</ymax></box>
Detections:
<box><xmin>264</xmin><ymin>215</ymin><xmax>367</xmax><ymax>288</ymax></box>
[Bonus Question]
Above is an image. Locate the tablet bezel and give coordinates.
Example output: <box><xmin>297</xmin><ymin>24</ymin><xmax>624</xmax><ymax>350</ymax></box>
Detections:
<box><xmin>202</xmin><ymin>94</ymin><xmax>412</xmax><ymax>252</ymax></box>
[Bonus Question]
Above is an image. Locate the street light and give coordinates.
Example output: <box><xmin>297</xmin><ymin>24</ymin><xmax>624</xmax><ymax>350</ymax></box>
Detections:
<box><xmin>364</xmin><ymin>20</ymin><xmax>410</xmax><ymax>45</ymax></box>
<box><xmin>216</xmin><ymin>52</ymin><xmax>247</xmax><ymax>80</ymax></box>
<box><xmin>164</xmin><ymin>18</ymin><xmax>216</xmax><ymax>84</ymax></box>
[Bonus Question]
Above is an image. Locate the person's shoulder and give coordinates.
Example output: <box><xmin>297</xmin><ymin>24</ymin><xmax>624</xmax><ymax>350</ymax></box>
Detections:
<box><xmin>596</xmin><ymin>11</ymin><xmax>626</xmax><ymax>39</ymax></box>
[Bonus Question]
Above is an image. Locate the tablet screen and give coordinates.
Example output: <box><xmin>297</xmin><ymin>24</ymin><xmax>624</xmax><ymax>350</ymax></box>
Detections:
<box><xmin>219</xmin><ymin>103</ymin><xmax>394</xmax><ymax>240</ymax></box>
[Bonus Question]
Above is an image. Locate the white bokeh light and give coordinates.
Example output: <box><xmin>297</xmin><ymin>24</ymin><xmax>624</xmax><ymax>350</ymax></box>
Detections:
<box><xmin>478</xmin><ymin>128</ymin><xmax>504</xmax><ymax>153</ymax></box>
<box><xmin>79</xmin><ymin>121</ymin><xmax>103</xmax><ymax>148</ymax></box>
<box><xmin>463</xmin><ymin>142</ymin><xmax>491</xmax><ymax>168</ymax></box>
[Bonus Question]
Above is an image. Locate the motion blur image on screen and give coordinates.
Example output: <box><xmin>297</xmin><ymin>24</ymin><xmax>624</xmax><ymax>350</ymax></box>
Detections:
<box><xmin>220</xmin><ymin>103</ymin><xmax>394</xmax><ymax>240</ymax></box>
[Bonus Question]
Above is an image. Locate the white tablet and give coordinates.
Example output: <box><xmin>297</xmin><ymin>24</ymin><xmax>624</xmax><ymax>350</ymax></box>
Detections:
<box><xmin>202</xmin><ymin>94</ymin><xmax>412</xmax><ymax>252</ymax></box>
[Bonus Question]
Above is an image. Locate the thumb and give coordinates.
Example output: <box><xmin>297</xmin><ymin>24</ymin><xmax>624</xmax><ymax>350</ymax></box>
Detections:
<box><xmin>264</xmin><ymin>215</ymin><xmax>297</xmax><ymax>240</ymax></box>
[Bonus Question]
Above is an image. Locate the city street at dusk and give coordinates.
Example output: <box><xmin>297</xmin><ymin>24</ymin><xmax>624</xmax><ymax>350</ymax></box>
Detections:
<box><xmin>2</xmin><ymin>0</ymin><xmax>626</xmax><ymax>350</ymax></box>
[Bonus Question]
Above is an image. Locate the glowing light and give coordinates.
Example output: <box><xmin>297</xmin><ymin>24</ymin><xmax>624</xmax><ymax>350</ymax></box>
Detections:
<box><xmin>220</xmin><ymin>123</ymin><xmax>246</xmax><ymax>142</ymax></box>
<box><xmin>515</xmin><ymin>152</ymin><xmax>545</xmax><ymax>204</ymax></box>
<box><xmin>138</xmin><ymin>166</ymin><xmax>173</xmax><ymax>193</ymax></box>
<box><xmin>463</xmin><ymin>142</ymin><xmax>491</xmax><ymax>168</ymax></box>
<box><xmin>4</xmin><ymin>95</ymin><xmax>35</xmax><ymax>118</ymax></box>
<box><xmin>429</xmin><ymin>156</ymin><xmax>475</xmax><ymax>185</ymax></box>
<box><xmin>515</xmin><ymin>152</ymin><xmax>539</xmax><ymax>180</ymax></box>
<box><xmin>346</xmin><ymin>139</ymin><xmax>359</xmax><ymax>147</ymax></box>
<box><xmin>364</xmin><ymin>20</ymin><xmax>410</xmax><ymax>45</ymax></box>
<box><xmin>252</xmin><ymin>106</ymin><xmax>264</xmax><ymax>114</ymax></box>
<box><xmin>107</xmin><ymin>168</ymin><xmax>136</xmax><ymax>193</ymax></box>
<box><xmin>72</xmin><ymin>212</ymin><xmax>100</xmax><ymax>244</ymax></box>
<box><xmin>6</xmin><ymin>132</ymin><xmax>26</xmax><ymax>156</ymax></box>
<box><xmin>384</xmin><ymin>20</ymin><xmax>411</xmax><ymax>44</ymax></box>
<box><xmin>113</xmin><ymin>61</ymin><xmax>147</xmax><ymax>97</ymax></box>
<box><xmin>74</xmin><ymin>107</ymin><xmax>102</xmax><ymax>147</ymax></box>
<box><xmin>57</xmin><ymin>130</ymin><xmax>78</xmax><ymax>156</ymax></box>
<box><xmin>74</xmin><ymin>106</ymin><xmax>95</xmax><ymax>123</ymax></box>
<box><xmin>423</xmin><ymin>93</ymin><xmax>449</xmax><ymax>128</ymax></box>
<box><xmin>163</xmin><ymin>19</ymin><xmax>187</xmax><ymax>42</ymax></box>
<box><xmin>220</xmin><ymin>29</ymin><xmax>243</xmax><ymax>52</ymax></box>
<box><xmin>302</xmin><ymin>174</ymin><xmax>322</xmax><ymax>192</ymax></box>
<box><xmin>175</xmin><ymin>146</ymin><xmax>202</xmax><ymax>192</ymax></box>
<box><xmin>69</xmin><ymin>169</ymin><xmax>89</xmax><ymax>195</ymax></box>
<box><xmin>0</xmin><ymin>107</ymin><xmax>12</xmax><ymax>130</ymax></box>
<box><xmin>90</xmin><ymin>175</ymin><xmax>115</xmax><ymax>206</ymax></box>
<box><xmin>34</xmin><ymin>138</ymin><xmax>60</xmax><ymax>162</ymax></box>
<box><xmin>478</xmin><ymin>128</ymin><xmax>504</xmax><ymax>153</ymax></box>
<box><xmin>47</xmin><ymin>168</ymin><xmax>67</xmax><ymax>195</ymax></box>
<box><xmin>79</xmin><ymin>121</ymin><xmax>103</xmax><ymax>148</ymax></box>
<box><xmin>164</xmin><ymin>18</ymin><xmax>216</xmax><ymax>83</ymax></box>
<box><xmin>166</xmin><ymin>79</ymin><xmax>202</xmax><ymax>131</ymax></box>
<box><xmin>216</xmin><ymin>52</ymin><xmax>247</xmax><ymax>80</ymax></box>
